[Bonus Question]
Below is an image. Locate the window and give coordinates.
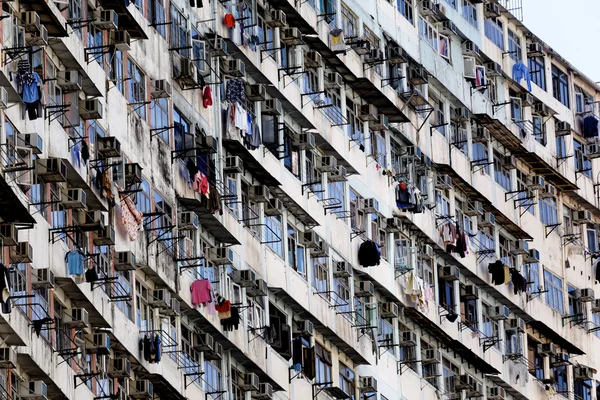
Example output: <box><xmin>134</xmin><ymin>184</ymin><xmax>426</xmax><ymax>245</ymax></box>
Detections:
<box><xmin>230</xmin><ymin>369</ymin><xmax>245</xmax><ymax>400</ymax></box>
<box><xmin>435</xmin><ymin>189</ymin><xmax>450</xmax><ymax>218</ymax></box>
<box><xmin>442</xmin><ymin>357</ymin><xmax>459</xmax><ymax>395</ymax></box>
<box><xmin>480</xmin><ymin>304</ymin><xmax>499</xmax><ymax>346</ymax></box>
<box><xmin>516</xmin><ymin>170</ymin><xmax>534</xmax><ymax>215</ymax></box>
<box><xmin>539</xmin><ymin>196</ymin><xmax>558</xmax><ymax>226</ymax></box>
<box><xmin>150</xmin><ymin>0</ymin><xmax>167</xmax><ymax>37</ymax></box>
<box><xmin>430</xmin><ymin>92</ymin><xmax>446</xmax><ymax>136</ymax></box>
<box><xmin>170</xmin><ymin>5</ymin><xmax>189</xmax><ymax>56</ymax></box>
<box><xmin>556</xmin><ymin>135</ymin><xmax>567</xmax><ymax>159</ymax></box>
<box><xmin>347</xmin><ymin>100</ymin><xmax>365</xmax><ymax>149</ymax></box>
<box><xmin>544</xmin><ymin>270</ymin><xmax>564</xmax><ymax>313</ymax></box>
<box><xmin>305</xmin><ymin>151</ymin><xmax>323</xmax><ymax>200</ymax></box>
<box><xmin>568</xmin><ymin>285</ymin><xmax>584</xmax><ymax>323</ymax></box>
<box><xmin>266</xmin><ymin>216</ymin><xmax>283</xmax><ymax>257</ymax></box>
<box><xmin>444</xmin><ymin>0</ymin><xmax>456</xmax><ymax>8</ymax></box>
<box><xmin>587</xmin><ymin>228</ymin><xmax>598</xmax><ymax>253</ymax></box>
<box><xmin>371</xmin><ymin>132</ymin><xmax>387</xmax><ymax>166</ymax></box>
<box><xmin>484</xmin><ymin>17</ymin><xmax>504</xmax><ymax>49</ymax></box>
<box><xmin>419</xmin><ymin>17</ymin><xmax>438</xmax><ymax>51</ymax></box>
<box><xmin>420</xmin><ymin>341</ymin><xmax>438</xmax><ymax>387</ymax></box>
<box><xmin>154</xmin><ymin>192</ymin><xmax>173</xmax><ymax>252</ymax></box>
<box><xmin>528</xmin><ymin>56</ymin><xmax>546</xmax><ymax>90</ymax></box>
<box><xmin>363</xmin><ymin>26</ymin><xmax>382</xmax><ymax>75</ymax></box>
<box><xmin>328</xmin><ymin>181</ymin><xmax>346</xmax><ymax>219</ymax></box>
<box><xmin>339</xmin><ymin>363</ymin><xmax>355</xmax><ymax>400</ymax></box>
<box><xmin>341</xmin><ymin>3</ymin><xmax>357</xmax><ymax>38</ymax></box>
<box><xmin>111</xmin><ymin>50</ymin><xmax>124</xmax><ymax>94</ymax></box>
<box><xmin>532</xmin><ymin>115</ymin><xmax>546</xmax><ymax>145</ymax></box>
<box><xmin>552</xmin><ymin>65</ymin><xmax>570</xmax><ymax>107</ymax></box>
<box><xmin>472</xmin><ymin>143</ymin><xmax>489</xmax><ymax>174</ymax></box>
<box><xmin>507</xmin><ymin>29</ymin><xmax>522</xmax><ymax>62</ymax></box>
<box><xmin>68</xmin><ymin>0</ymin><xmax>83</xmax><ymax>38</ymax></box>
<box><xmin>136</xmin><ymin>280</ymin><xmax>153</xmax><ymax>332</ymax></box>
<box><xmin>312</xmin><ymin>257</ymin><xmax>328</xmax><ymax>292</ymax></box>
<box><xmin>377</xmin><ymin>317</ymin><xmax>395</xmax><ymax>356</ymax></box>
<box><xmin>498</xmin><ymin>235</ymin><xmax>516</xmax><ymax>268</ymax></box>
<box><xmin>151</xmin><ymin>98</ymin><xmax>170</xmax><ymax>143</ymax></box>
<box><xmin>397</xmin><ymin>0</ymin><xmax>413</xmax><ymax>24</ymax></box>
<box><xmin>527</xmin><ymin>339</ymin><xmax>544</xmax><ymax>380</ymax></box>
<box><xmin>204</xmin><ymin>359</ymin><xmax>222</xmax><ymax>398</ymax></box>
<box><xmin>371</xmin><ymin>214</ymin><xmax>386</xmax><ymax>255</ymax></box>
<box><xmin>115</xmin><ymin>271</ymin><xmax>133</xmax><ymax>319</ymax></box>
<box><xmin>574</xmin><ymin>139</ymin><xmax>593</xmax><ymax>178</ymax></box>
<box><xmin>398</xmin><ymin>322</ymin><xmax>417</xmax><ymax>369</ymax></box>
<box><xmin>505</xmin><ymin>327</ymin><xmax>522</xmax><ymax>356</ymax></box>
<box><xmin>128</xmin><ymin>60</ymin><xmax>147</xmax><ymax>119</ymax></box>
<box><xmin>460</xmin><ymin>284</ymin><xmax>478</xmax><ymax>330</ymax></box>
<box><xmin>554</xmin><ymin>366</ymin><xmax>568</xmax><ymax>396</ymax></box>
<box><xmin>315</xmin><ymin>344</ymin><xmax>332</xmax><ymax>385</ymax></box>
<box><xmin>574</xmin><ymin>379</ymin><xmax>593</xmax><ymax>400</ymax></box>
<box><xmin>493</xmin><ymin>153</ymin><xmax>512</xmax><ymax>191</ymax></box>
<box><xmin>438</xmin><ymin>265</ymin><xmax>455</xmax><ymax>312</ymax></box>
<box><xmin>135</xmin><ymin>179</ymin><xmax>151</xmax><ymax>215</ymax></box>
<box><xmin>523</xmin><ymin>262</ymin><xmax>540</xmax><ymax>294</ymax></box>
<box><xmin>288</xmin><ymin>225</ymin><xmax>306</xmax><ymax>278</ymax></box>
<box><xmin>349</xmin><ymin>189</ymin><xmax>365</xmax><ymax>233</ymax></box>
<box><xmin>88</xmin><ymin>25</ymin><xmax>105</xmax><ymax>66</ymax></box>
<box><xmin>462</xmin><ymin>0</ymin><xmax>478</xmax><ymax>27</ymax></box>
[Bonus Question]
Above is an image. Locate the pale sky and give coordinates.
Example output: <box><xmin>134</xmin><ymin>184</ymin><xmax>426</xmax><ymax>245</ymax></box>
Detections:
<box><xmin>522</xmin><ymin>0</ymin><xmax>600</xmax><ymax>83</ymax></box>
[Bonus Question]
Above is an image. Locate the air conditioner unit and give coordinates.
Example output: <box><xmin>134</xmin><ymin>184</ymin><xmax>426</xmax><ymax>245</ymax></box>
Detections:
<box><xmin>32</xmin><ymin>268</ymin><xmax>55</xmax><ymax>289</ymax></box>
<box><xmin>478</xmin><ymin>212</ymin><xmax>495</xmax><ymax>228</ymax></box>
<box><xmin>266</xmin><ymin>9</ymin><xmax>286</xmax><ymax>27</ymax></box>
<box><xmin>280</xmin><ymin>27</ymin><xmax>302</xmax><ymax>45</ymax></box>
<box><xmin>97</xmin><ymin>136</ymin><xmax>121</xmax><ymax>158</ymax></box>
<box><xmin>0</xmin><ymin>224</ymin><xmax>18</xmax><ymax>246</ymax></box>
<box><xmin>574</xmin><ymin>366</ymin><xmax>594</xmax><ymax>380</ymax></box>
<box><xmin>333</xmin><ymin>261</ymin><xmax>352</xmax><ymax>278</ymax></box>
<box><xmin>464</xmin><ymin>200</ymin><xmax>484</xmax><ymax>217</ymax></box>
<box><xmin>585</xmin><ymin>143</ymin><xmax>600</xmax><ymax>159</ymax></box>
<box><xmin>0</xmin><ymin>348</ymin><xmax>17</xmax><ymax>369</ymax></box>
<box><xmin>20</xmin><ymin>11</ymin><xmax>40</xmax><ymax>32</ymax></box>
<box><xmin>249</xmin><ymin>185</ymin><xmax>271</xmax><ymax>203</ymax></box>
<box><xmin>325</xmin><ymin>72</ymin><xmax>343</xmax><ymax>89</ymax></box>
<box><xmin>124</xmin><ymin>163</ymin><xmax>143</xmax><ymax>186</ymax></box>
<box><xmin>245</xmin><ymin>84</ymin><xmax>266</xmax><ymax>102</ymax></box>
<box><xmin>208</xmin><ymin>247</ymin><xmax>233</xmax><ymax>265</ymax></box>
<box><xmin>93</xmin><ymin>10</ymin><xmax>119</xmax><ymax>30</ymax></box>
<box><xmin>463</xmin><ymin>56</ymin><xmax>476</xmax><ymax>79</ymax></box>
<box><xmin>369</xmin><ymin>114</ymin><xmax>389</xmax><ymax>131</ymax></box>
<box><xmin>463</xmin><ymin>40</ymin><xmax>480</xmax><ymax>56</ymax></box>
<box><xmin>254</xmin><ymin>383</ymin><xmax>273</xmax><ymax>400</ymax></box>
<box><xmin>112</xmin><ymin>30</ymin><xmax>131</xmax><ymax>51</ymax></box>
<box><xmin>316</xmin><ymin>156</ymin><xmax>338</xmax><ymax>173</ymax></box>
<box><xmin>435</xmin><ymin>174</ymin><xmax>453</xmax><ymax>189</ymax></box>
<box><xmin>455</xmin><ymin>374</ymin><xmax>474</xmax><ymax>390</ymax></box>
<box><xmin>355</xmin><ymin>281</ymin><xmax>375</xmax><ymax>297</ymax></box>
<box><xmin>300</xmin><ymin>232</ymin><xmax>319</xmax><ymax>248</ymax></box>
<box><xmin>592</xmin><ymin>298</ymin><xmax>600</xmax><ymax>313</ymax></box>
<box><xmin>503</xmin><ymin>155</ymin><xmax>518</xmax><ymax>170</ymax></box>
<box><xmin>532</xmin><ymin>102</ymin><xmax>549</xmax><ymax>116</ymax></box>
<box><xmin>65</xmin><ymin>308</ymin><xmax>89</xmax><ymax>329</ymax></box>
<box><xmin>579</xmin><ymin>288</ymin><xmax>595</xmax><ymax>302</ymax></box>
<box><xmin>223</xmin><ymin>156</ymin><xmax>243</xmax><ymax>174</ymax></box>
<box><xmin>484</xmin><ymin>61</ymin><xmax>502</xmax><ymax>76</ymax></box>
<box><xmin>524</xmin><ymin>248</ymin><xmax>540</xmax><ymax>263</ymax></box>
<box><xmin>225</xmin><ymin>59</ymin><xmax>245</xmax><ymax>77</ymax></box>
<box><xmin>484</xmin><ymin>3</ymin><xmax>500</xmax><ymax>17</ymax></box>
<box><xmin>353</xmin><ymin>39</ymin><xmax>371</xmax><ymax>56</ymax></box>
<box><xmin>441</xmin><ymin>265</ymin><xmax>460</xmax><ymax>281</ymax></box>
<box><xmin>178</xmin><ymin>211</ymin><xmax>199</xmax><ymax>231</ymax></box>
<box><xmin>359</xmin><ymin>377</ymin><xmax>377</xmax><ymax>393</ymax></box>
<box><xmin>130</xmin><ymin>380</ymin><xmax>153</xmax><ymax>399</ymax></box>
<box><xmin>150</xmin><ymin>79</ymin><xmax>172</xmax><ymax>99</ymax></box>
<box><xmin>88</xmin><ymin>333</ymin><xmax>111</xmax><ymax>355</ymax></box>
<box><xmin>385</xmin><ymin>217</ymin><xmax>402</xmax><ymax>233</ymax></box>
<box><xmin>264</xmin><ymin>198</ymin><xmax>284</xmax><ymax>216</ymax></box>
<box><xmin>240</xmin><ymin>373</ymin><xmax>260</xmax><ymax>391</ymax></box>
<box><xmin>108</xmin><ymin>358</ymin><xmax>131</xmax><ymax>378</ymax></box>
<box><xmin>262</xmin><ymin>98</ymin><xmax>283</xmax><ymax>116</ymax></box>
<box><xmin>472</xmin><ymin>126</ymin><xmax>490</xmax><ymax>142</ymax></box>
<box><xmin>487</xmin><ymin>387</ymin><xmax>506</xmax><ymax>400</ymax></box>
<box><xmin>380</xmin><ymin>302</ymin><xmax>399</xmax><ymax>318</ymax></box>
<box><xmin>361</xmin><ymin>198</ymin><xmax>378</xmax><ymax>213</ymax></box>
<box><xmin>36</xmin><ymin>158</ymin><xmax>67</xmax><ymax>182</ymax></box>
<box><xmin>528</xmin><ymin>42</ymin><xmax>544</xmax><ymax>56</ymax></box>
<box><xmin>452</xmin><ymin>107</ymin><xmax>471</xmax><ymax>122</ymax></box>
<box><xmin>93</xmin><ymin>226</ymin><xmax>115</xmax><ymax>246</ymax></box>
<box><xmin>550</xmin><ymin>352</ymin><xmax>569</xmax><ymax>367</ymax></box>
<box><xmin>419</xmin><ymin>0</ymin><xmax>435</xmax><ymax>16</ymax></box>
<box><xmin>398</xmin><ymin>331</ymin><xmax>417</xmax><ymax>347</ymax></box>
<box><xmin>20</xmin><ymin>381</ymin><xmax>47</xmax><ymax>400</ymax></box>
<box><xmin>309</xmin><ymin>241</ymin><xmax>329</xmax><ymax>258</ymax></box>
<box><xmin>555</xmin><ymin>121</ymin><xmax>571</xmax><ymax>136</ymax></box>
<box><xmin>193</xmin><ymin>332</ymin><xmax>214</xmax><ymax>352</ymax></box>
<box><xmin>466</xmin><ymin>381</ymin><xmax>483</xmax><ymax>398</ymax></box>
<box><xmin>490</xmin><ymin>305</ymin><xmax>510</xmax><ymax>320</ymax></box>
<box><xmin>80</xmin><ymin>210</ymin><xmax>106</xmax><ymax>232</ymax></box>
<box><xmin>573</xmin><ymin>210</ymin><xmax>593</xmax><ymax>225</ymax></box>
<box><xmin>507</xmin><ymin>318</ymin><xmax>525</xmax><ymax>332</ymax></box>
<box><xmin>387</xmin><ymin>46</ymin><xmax>407</xmax><ymax>64</ymax></box>
<box><xmin>408</xmin><ymin>66</ymin><xmax>428</xmax><ymax>85</ymax></box>
<box><xmin>179</xmin><ymin>58</ymin><xmax>198</xmax><ymax>86</ymax></box>
<box><xmin>10</xmin><ymin>242</ymin><xmax>33</xmax><ymax>264</ymax></box>
<box><xmin>209</xmin><ymin>38</ymin><xmax>228</xmax><ymax>58</ymax></box>
<box><xmin>538</xmin><ymin>342</ymin><xmax>557</xmax><ymax>356</ymax></box>
<box><xmin>462</xmin><ymin>285</ymin><xmax>479</xmax><ymax>300</ymax></box>
<box><xmin>246</xmin><ymin>279</ymin><xmax>268</xmax><ymax>297</ymax></box>
<box><xmin>61</xmin><ymin>188</ymin><xmax>86</xmax><ymax>209</ymax></box>
<box><xmin>439</xmin><ymin>20</ymin><xmax>456</xmax><ymax>35</ymax></box>
<box><xmin>296</xmin><ymin>320</ymin><xmax>314</xmax><ymax>336</ymax></box>
<box><xmin>421</xmin><ymin>349</ymin><xmax>441</xmax><ymax>364</ymax></box>
<box><xmin>300</xmin><ymin>51</ymin><xmax>321</xmax><ymax>72</ymax></box>
<box><xmin>292</xmin><ymin>133</ymin><xmax>316</xmax><ymax>150</ymax></box>
<box><xmin>359</xmin><ymin>104</ymin><xmax>378</xmax><ymax>122</ymax></box>
<box><xmin>25</xmin><ymin>24</ymin><xmax>47</xmax><ymax>46</ymax></box>
<box><xmin>150</xmin><ymin>289</ymin><xmax>171</xmax><ymax>308</ymax></box>
<box><xmin>79</xmin><ymin>99</ymin><xmax>103</xmax><ymax>120</ymax></box>
<box><xmin>204</xmin><ymin>341</ymin><xmax>223</xmax><ymax>360</ymax></box>
<box><xmin>57</xmin><ymin>70</ymin><xmax>82</xmax><ymax>92</ymax></box>
<box><xmin>539</xmin><ymin>183</ymin><xmax>556</xmax><ymax>199</ymax></box>
<box><xmin>364</xmin><ymin>48</ymin><xmax>384</xmax><ymax>64</ymax></box>
<box><xmin>420</xmin><ymin>244</ymin><xmax>434</xmax><ymax>260</ymax></box>
<box><xmin>114</xmin><ymin>251</ymin><xmax>136</xmax><ymax>271</ymax></box>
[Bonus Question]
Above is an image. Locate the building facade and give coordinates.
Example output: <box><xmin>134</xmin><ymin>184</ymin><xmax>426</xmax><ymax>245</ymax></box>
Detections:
<box><xmin>0</xmin><ymin>0</ymin><xmax>598</xmax><ymax>399</ymax></box>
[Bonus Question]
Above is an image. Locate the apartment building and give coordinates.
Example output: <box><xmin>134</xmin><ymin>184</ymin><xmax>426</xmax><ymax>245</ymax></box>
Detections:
<box><xmin>0</xmin><ymin>0</ymin><xmax>598</xmax><ymax>399</ymax></box>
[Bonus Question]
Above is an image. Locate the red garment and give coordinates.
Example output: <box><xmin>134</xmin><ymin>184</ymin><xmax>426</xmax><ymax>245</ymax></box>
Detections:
<box><xmin>399</xmin><ymin>183</ymin><xmax>407</xmax><ymax>191</ymax></box>
<box><xmin>224</xmin><ymin>14</ymin><xmax>235</xmax><ymax>28</ymax></box>
<box><xmin>191</xmin><ymin>279</ymin><xmax>212</xmax><ymax>307</ymax></box>
<box><xmin>203</xmin><ymin>86</ymin><xmax>213</xmax><ymax>108</ymax></box>
<box><xmin>215</xmin><ymin>300</ymin><xmax>230</xmax><ymax>313</ymax></box>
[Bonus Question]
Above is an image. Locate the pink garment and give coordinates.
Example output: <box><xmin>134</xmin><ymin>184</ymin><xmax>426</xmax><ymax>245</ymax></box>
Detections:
<box><xmin>192</xmin><ymin>172</ymin><xmax>203</xmax><ymax>193</ymax></box>
<box><xmin>191</xmin><ymin>279</ymin><xmax>213</xmax><ymax>307</ymax></box>
<box><xmin>120</xmin><ymin>191</ymin><xmax>144</xmax><ymax>241</ymax></box>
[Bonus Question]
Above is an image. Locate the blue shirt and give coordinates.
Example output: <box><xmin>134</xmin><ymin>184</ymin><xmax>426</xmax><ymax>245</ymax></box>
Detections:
<box><xmin>512</xmin><ymin>63</ymin><xmax>532</xmax><ymax>92</ymax></box>
<box><xmin>22</xmin><ymin>72</ymin><xmax>41</xmax><ymax>103</ymax></box>
<box><xmin>66</xmin><ymin>250</ymin><xmax>85</xmax><ymax>275</ymax></box>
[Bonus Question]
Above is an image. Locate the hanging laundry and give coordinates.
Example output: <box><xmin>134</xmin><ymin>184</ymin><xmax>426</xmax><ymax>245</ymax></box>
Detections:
<box><xmin>85</xmin><ymin>265</ymin><xmax>98</xmax><ymax>283</ymax></box>
<box><xmin>225</xmin><ymin>78</ymin><xmax>246</xmax><ymax>103</ymax></box>
<box><xmin>154</xmin><ymin>334</ymin><xmax>161</xmax><ymax>362</ymax></box>
<box><xmin>224</xmin><ymin>13</ymin><xmax>236</xmax><ymax>28</ymax></box>
<box><xmin>191</xmin><ymin>279</ymin><xmax>213</xmax><ymax>308</ymax></box>
<box><xmin>16</xmin><ymin>60</ymin><xmax>42</xmax><ymax>120</ymax></box>
<box><xmin>582</xmin><ymin>115</ymin><xmax>599</xmax><ymax>138</ymax></box>
<box><xmin>32</xmin><ymin>318</ymin><xmax>53</xmax><ymax>337</ymax></box>
<box><xmin>488</xmin><ymin>260</ymin><xmax>505</xmax><ymax>285</ymax></box>
<box><xmin>358</xmin><ymin>240</ymin><xmax>381</xmax><ymax>267</ymax></box>
<box><xmin>81</xmin><ymin>141</ymin><xmax>90</xmax><ymax>165</ymax></box>
<box><xmin>119</xmin><ymin>190</ymin><xmax>144</xmax><ymax>241</ymax></box>
<box><xmin>102</xmin><ymin>171</ymin><xmax>113</xmax><ymax>199</ymax></box>
<box><xmin>395</xmin><ymin>182</ymin><xmax>423</xmax><ymax>213</ymax></box>
<box><xmin>512</xmin><ymin>62</ymin><xmax>532</xmax><ymax>91</ymax></box>
<box><xmin>0</xmin><ymin>264</ymin><xmax>11</xmax><ymax>306</ymax></box>
<box><xmin>330</xmin><ymin>28</ymin><xmax>346</xmax><ymax>54</ymax></box>
<box><xmin>66</xmin><ymin>249</ymin><xmax>85</xmax><ymax>275</ymax></box>
<box><xmin>510</xmin><ymin>269</ymin><xmax>527</xmax><ymax>295</ymax></box>
<box><xmin>186</xmin><ymin>158</ymin><xmax>199</xmax><ymax>182</ymax></box>
<box><xmin>203</xmin><ymin>86</ymin><xmax>213</xmax><ymax>108</ymax></box>
<box><xmin>192</xmin><ymin>172</ymin><xmax>209</xmax><ymax>197</ymax></box>
<box><xmin>221</xmin><ymin>306</ymin><xmax>240</xmax><ymax>331</ymax></box>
